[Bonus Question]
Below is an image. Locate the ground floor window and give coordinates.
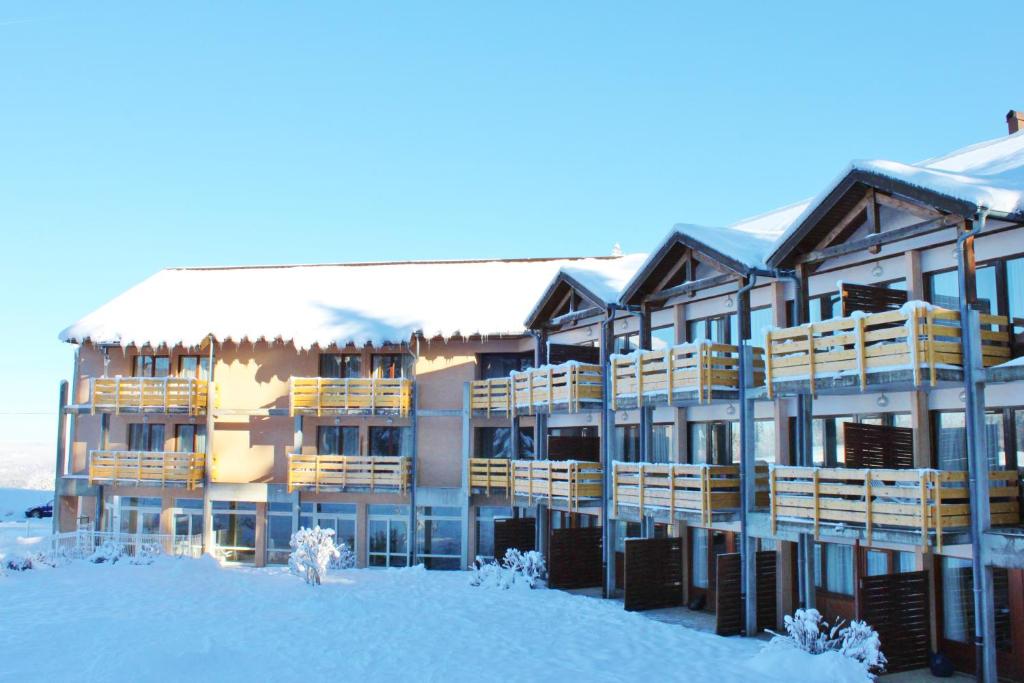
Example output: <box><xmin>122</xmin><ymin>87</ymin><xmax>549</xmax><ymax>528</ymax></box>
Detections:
<box><xmin>172</xmin><ymin>498</ymin><xmax>203</xmax><ymax>554</ymax></box>
<box><xmin>300</xmin><ymin>502</ymin><xmax>357</xmax><ymax>555</ymax></box>
<box><xmin>266</xmin><ymin>502</ymin><xmax>295</xmax><ymax>565</ymax></box>
<box><xmin>814</xmin><ymin>542</ymin><xmax>854</xmax><ymax>596</ymax></box>
<box><xmin>475</xmin><ymin>506</ymin><xmax>512</xmax><ymax>560</ymax></box>
<box><xmin>368</xmin><ymin>504</ymin><xmax>409</xmax><ymax>567</ymax></box>
<box><xmin>118</xmin><ymin>497</ymin><xmax>162</xmax><ymax>535</ymax></box>
<box><xmin>416</xmin><ymin>506</ymin><xmax>463</xmax><ymax>570</ymax></box>
<box><xmin>690</xmin><ymin>528</ymin><xmax>708</xmax><ymax>589</ymax></box>
<box><xmin>212</xmin><ymin>501</ymin><xmax>257</xmax><ymax>564</ymax></box>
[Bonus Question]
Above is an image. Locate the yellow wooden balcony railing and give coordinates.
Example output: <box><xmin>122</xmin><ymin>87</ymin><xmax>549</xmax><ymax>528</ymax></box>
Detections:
<box><xmin>611</xmin><ymin>343</ymin><xmax>764</xmax><ymax>407</ymax></box>
<box><xmin>509</xmin><ymin>363</ymin><xmax>603</xmax><ymax>414</ymax></box>
<box><xmin>511</xmin><ymin>460</ymin><xmax>602</xmax><ymax>511</ymax></box>
<box><xmin>289</xmin><ymin>377</ymin><xmax>413</xmax><ymax>416</ymax></box>
<box><xmin>612</xmin><ymin>462</ymin><xmax>769</xmax><ymax>526</ymax></box>
<box><xmin>88</xmin><ymin>450</ymin><xmax>205</xmax><ymax>489</ymax></box>
<box><xmin>286</xmin><ymin>454</ymin><xmax>411</xmax><ymax>493</ymax></box>
<box><xmin>470</xmin><ymin>378</ymin><xmax>513</xmax><ymax>416</ymax></box>
<box><xmin>90</xmin><ymin>377</ymin><xmax>209</xmax><ymax>415</ymax></box>
<box><xmin>768</xmin><ymin>466</ymin><xmax>1020</xmax><ymax>551</ymax></box>
<box><xmin>764</xmin><ymin>305</ymin><xmax>1011</xmax><ymax>397</ymax></box>
<box><xmin>469</xmin><ymin>457</ymin><xmax>512</xmax><ymax>495</ymax></box>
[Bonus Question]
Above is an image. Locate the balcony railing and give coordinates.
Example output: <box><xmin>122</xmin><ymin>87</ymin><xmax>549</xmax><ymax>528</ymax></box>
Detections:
<box><xmin>469</xmin><ymin>457</ymin><xmax>512</xmax><ymax>495</ymax></box>
<box><xmin>612</xmin><ymin>462</ymin><xmax>768</xmax><ymax>526</ymax></box>
<box><xmin>88</xmin><ymin>450</ymin><xmax>205</xmax><ymax>489</ymax></box>
<box><xmin>611</xmin><ymin>343</ymin><xmax>764</xmax><ymax>407</ymax></box>
<box><xmin>764</xmin><ymin>305</ymin><xmax>1011</xmax><ymax>397</ymax></box>
<box><xmin>768</xmin><ymin>466</ymin><xmax>1021</xmax><ymax>550</ymax></box>
<box><xmin>286</xmin><ymin>454</ymin><xmax>411</xmax><ymax>493</ymax></box>
<box><xmin>289</xmin><ymin>378</ymin><xmax>413</xmax><ymax>417</ymax></box>
<box><xmin>511</xmin><ymin>460</ymin><xmax>602</xmax><ymax>511</ymax></box>
<box><xmin>90</xmin><ymin>377</ymin><xmax>209</xmax><ymax>415</ymax></box>
<box><xmin>470</xmin><ymin>378</ymin><xmax>512</xmax><ymax>416</ymax></box>
<box><xmin>510</xmin><ymin>363</ymin><xmax>603</xmax><ymax>414</ymax></box>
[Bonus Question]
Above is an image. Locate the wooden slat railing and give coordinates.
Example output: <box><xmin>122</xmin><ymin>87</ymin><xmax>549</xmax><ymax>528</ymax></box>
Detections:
<box><xmin>509</xmin><ymin>362</ymin><xmax>603</xmax><ymax>414</ymax></box>
<box><xmin>511</xmin><ymin>460</ymin><xmax>602</xmax><ymax>511</ymax></box>
<box><xmin>612</xmin><ymin>462</ymin><xmax>769</xmax><ymax>526</ymax></box>
<box><xmin>286</xmin><ymin>454</ymin><xmax>411</xmax><ymax>493</ymax></box>
<box><xmin>88</xmin><ymin>450</ymin><xmax>205</xmax><ymax>489</ymax></box>
<box><xmin>469</xmin><ymin>378</ymin><xmax>512</xmax><ymax>416</ymax></box>
<box><xmin>469</xmin><ymin>457</ymin><xmax>512</xmax><ymax>495</ymax></box>
<box><xmin>768</xmin><ymin>466</ymin><xmax>1020</xmax><ymax>551</ymax></box>
<box><xmin>764</xmin><ymin>304</ymin><xmax>1011</xmax><ymax>397</ymax></box>
<box><xmin>289</xmin><ymin>378</ymin><xmax>413</xmax><ymax>416</ymax></box>
<box><xmin>90</xmin><ymin>377</ymin><xmax>209</xmax><ymax>415</ymax></box>
<box><xmin>611</xmin><ymin>343</ymin><xmax>765</xmax><ymax>407</ymax></box>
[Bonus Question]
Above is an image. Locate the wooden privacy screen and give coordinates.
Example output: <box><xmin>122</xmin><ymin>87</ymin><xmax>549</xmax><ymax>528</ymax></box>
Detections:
<box><xmin>843</xmin><ymin>422</ymin><xmax>915</xmax><ymax>469</ymax></box>
<box><xmin>493</xmin><ymin>518</ymin><xmax>536</xmax><ymax>562</ymax></box>
<box><xmin>548</xmin><ymin>435</ymin><xmax>600</xmax><ymax>462</ymax></box>
<box><xmin>548</xmin><ymin>526</ymin><xmax>603</xmax><ymax>589</ymax></box>
<box><xmin>548</xmin><ymin>343</ymin><xmax>601</xmax><ymax>365</ymax></box>
<box><xmin>623</xmin><ymin>537</ymin><xmax>684</xmax><ymax>611</ymax></box>
<box><xmin>841</xmin><ymin>282</ymin><xmax>908</xmax><ymax>316</ymax></box>
<box><xmin>715</xmin><ymin>551</ymin><xmax>777</xmax><ymax>636</ymax></box>
<box><xmin>858</xmin><ymin>571</ymin><xmax>930</xmax><ymax>673</ymax></box>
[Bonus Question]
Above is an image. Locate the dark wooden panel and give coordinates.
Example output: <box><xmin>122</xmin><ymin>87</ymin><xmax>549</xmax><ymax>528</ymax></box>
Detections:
<box><xmin>548</xmin><ymin>435</ymin><xmax>600</xmax><ymax>462</ymax></box>
<box><xmin>548</xmin><ymin>343</ymin><xmax>600</xmax><ymax>365</ymax></box>
<box><xmin>623</xmin><ymin>537</ymin><xmax>684</xmax><ymax>611</ymax></box>
<box><xmin>844</xmin><ymin>422</ymin><xmax>914</xmax><ymax>469</ymax></box>
<box><xmin>841</xmin><ymin>282</ymin><xmax>908</xmax><ymax>316</ymax></box>
<box><xmin>549</xmin><ymin>526</ymin><xmax>603</xmax><ymax>589</ymax></box>
<box><xmin>716</xmin><ymin>552</ymin><xmax>743</xmax><ymax>636</ymax></box>
<box><xmin>756</xmin><ymin>551</ymin><xmax>777</xmax><ymax>632</ymax></box>
<box><xmin>859</xmin><ymin>570</ymin><xmax>930</xmax><ymax>673</ymax></box>
<box><xmin>493</xmin><ymin>517</ymin><xmax>535</xmax><ymax>562</ymax></box>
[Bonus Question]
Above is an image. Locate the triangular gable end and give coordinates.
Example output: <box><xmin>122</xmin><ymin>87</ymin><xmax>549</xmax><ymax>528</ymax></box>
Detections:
<box><xmin>620</xmin><ymin>232</ymin><xmax>748</xmax><ymax>306</ymax></box>
<box><xmin>524</xmin><ymin>272</ymin><xmax>608</xmax><ymax>330</ymax></box>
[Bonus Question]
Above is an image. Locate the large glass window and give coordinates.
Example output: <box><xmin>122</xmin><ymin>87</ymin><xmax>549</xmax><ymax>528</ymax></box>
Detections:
<box><xmin>118</xmin><ymin>497</ymin><xmax>162</xmax><ymax>535</ymax></box>
<box><xmin>368</xmin><ymin>504</ymin><xmax>409</xmax><ymax>567</ymax></box>
<box><xmin>651</xmin><ymin>424</ymin><xmax>672</xmax><ymax>463</ymax></box>
<box><xmin>212</xmin><ymin>501</ymin><xmax>257</xmax><ymax>564</ymax></box>
<box><xmin>476</xmin><ymin>427</ymin><xmax>534</xmax><ymax>459</ymax></box>
<box><xmin>369</xmin><ymin>426</ymin><xmax>411</xmax><ymax>457</ymax></box>
<box><xmin>809</xmin><ymin>292</ymin><xmax>841</xmax><ymax>323</ymax></box>
<box><xmin>266</xmin><ymin>502</ymin><xmax>294</xmax><ymax>565</ymax></box>
<box><xmin>417</xmin><ymin>506</ymin><xmax>463</xmax><ymax>570</ymax></box>
<box><xmin>372</xmin><ymin>353</ymin><xmax>412</xmax><ymax>379</ymax></box>
<box><xmin>615</xmin><ymin>425</ymin><xmax>641</xmax><ymax>462</ymax></box>
<box><xmin>178</xmin><ymin>355</ymin><xmax>210</xmax><ymax>381</ymax></box>
<box><xmin>687</xmin><ymin>313</ymin><xmax>737</xmax><ymax>345</ymax></box>
<box><xmin>690</xmin><ymin>528</ymin><xmax>708</xmax><ymax>589</ymax></box>
<box><xmin>688</xmin><ymin>422</ymin><xmax>737</xmax><ymax>464</ymax></box>
<box><xmin>175</xmin><ymin>424</ymin><xmax>206</xmax><ymax>453</ymax></box>
<box><xmin>475</xmin><ymin>506</ymin><xmax>513</xmax><ymax>560</ymax></box>
<box><xmin>812</xmin><ymin>416</ymin><xmax>852</xmax><ymax>467</ymax></box>
<box><xmin>478</xmin><ymin>353</ymin><xmax>532</xmax><ymax>379</ymax></box>
<box><xmin>749</xmin><ymin>306</ymin><xmax>773</xmax><ymax>349</ymax></box>
<box><xmin>128</xmin><ymin>423</ymin><xmax>165</xmax><ymax>452</ymax></box>
<box><xmin>613</xmin><ymin>332</ymin><xmax>640</xmax><ymax>355</ymax></box>
<box><xmin>133</xmin><ymin>354</ymin><xmax>170</xmax><ymax>377</ymax></box>
<box><xmin>172</xmin><ymin>498</ymin><xmax>203</xmax><ymax>555</ymax></box>
<box><xmin>754</xmin><ymin>419</ymin><xmax>776</xmax><ymax>464</ymax></box>
<box><xmin>934</xmin><ymin>411</ymin><xmax>1005</xmax><ymax>470</ymax></box>
<box><xmin>814</xmin><ymin>542</ymin><xmax>854</xmax><ymax>596</ymax></box>
<box><xmin>317</xmin><ymin>426</ymin><xmax>359</xmax><ymax>456</ymax></box>
<box><xmin>299</xmin><ymin>502</ymin><xmax>356</xmax><ymax>556</ymax></box>
<box><xmin>319</xmin><ymin>353</ymin><xmax>362</xmax><ymax>379</ymax></box>
<box><xmin>651</xmin><ymin>325</ymin><xmax>675</xmax><ymax>351</ymax></box>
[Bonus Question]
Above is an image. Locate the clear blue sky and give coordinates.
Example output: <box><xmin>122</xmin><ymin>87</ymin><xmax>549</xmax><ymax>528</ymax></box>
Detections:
<box><xmin>1</xmin><ymin>1</ymin><xmax>1021</xmax><ymax>448</ymax></box>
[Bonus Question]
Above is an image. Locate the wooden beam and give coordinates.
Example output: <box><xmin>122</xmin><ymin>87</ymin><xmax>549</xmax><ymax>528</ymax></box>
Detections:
<box><xmin>810</xmin><ymin>193</ymin><xmax>871</xmax><ymax>254</ymax></box>
<box><xmin>867</xmin><ymin>189</ymin><xmax>882</xmax><ymax>255</ymax></box>
<box><xmin>652</xmin><ymin>253</ymin><xmax>689</xmax><ymax>296</ymax></box>
<box><xmin>796</xmin><ymin>214</ymin><xmax>960</xmax><ymax>265</ymax></box>
<box><xmin>545</xmin><ymin>306</ymin><xmax>604</xmax><ymax>330</ymax></box>
<box><xmin>874</xmin><ymin>192</ymin><xmax>943</xmax><ymax>220</ymax></box>
<box><xmin>643</xmin><ymin>272</ymin><xmax>734</xmax><ymax>304</ymax></box>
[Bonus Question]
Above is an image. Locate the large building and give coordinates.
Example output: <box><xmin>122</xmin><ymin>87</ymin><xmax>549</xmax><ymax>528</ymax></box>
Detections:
<box><xmin>54</xmin><ymin>112</ymin><xmax>1024</xmax><ymax>681</ymax></box>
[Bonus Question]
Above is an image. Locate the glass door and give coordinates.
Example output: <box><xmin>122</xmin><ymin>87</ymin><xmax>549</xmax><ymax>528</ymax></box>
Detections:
<box><xmin>368</xmin><ymin>505</ymin><xmax>409</xmax><ymax>567</ymax></box>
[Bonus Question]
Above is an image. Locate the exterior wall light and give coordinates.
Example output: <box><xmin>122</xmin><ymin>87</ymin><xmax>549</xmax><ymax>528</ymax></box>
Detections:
<box><xmin>876</xmin><ymin>393</ymin><xmax>889</xmax><ymax>408</ymax></box>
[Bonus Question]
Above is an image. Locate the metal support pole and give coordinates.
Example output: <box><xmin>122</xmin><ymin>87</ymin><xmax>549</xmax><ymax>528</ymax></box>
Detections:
<box><xmin>796</xmin><ymin>393</ymin><xmax>815</xmax><ymax>610</ymax></box>
<box><xmin>739</xmin><ymin>344</ymin><xmax>758</xmax><ymax>636</ymax></box>
<box><xmin>53</xmin><ymin>381</ymin><xmax>69</xmax><ymax>534</ymax></box>
<box><xmin>460</xmin><ymin>382</ymin><xmax>472</xmax><ymax>568</ymax></box>
<box><xmin>408</xmin><ymin>383</ymin><xmax>419</xmax><ymax>566</ymax></box>
<box><xmin>202</xmin><ymin>338</ymin><xmax>216</xmax><ymax>556</ymax></box>
<box><xmin>601</xmin><ymin>315</ymin><xmax>618</xmax><ymax>597</ymax></box>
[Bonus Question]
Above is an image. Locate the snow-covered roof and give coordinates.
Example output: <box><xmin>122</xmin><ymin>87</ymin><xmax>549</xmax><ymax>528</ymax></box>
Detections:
<box><xmin>59</xmin><ymin>256</ymin><xmax>642</xmax><ymax>349</ymax></box>
<box><xmin>523</xmin><ymin>253</ymin><xmax>648</xmax><ymax>329</ymax></box>
<box><xmin>674</xmin><ymin>201</ymin><xmax>811</xmax><ymax>271</ymax></box>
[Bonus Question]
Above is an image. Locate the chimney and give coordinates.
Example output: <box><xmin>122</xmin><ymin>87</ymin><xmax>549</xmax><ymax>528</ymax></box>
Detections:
<box><xmin>1008</xmin><ymin>110</ymin><xmax>1024</xmax><ymax>135</ymax></box>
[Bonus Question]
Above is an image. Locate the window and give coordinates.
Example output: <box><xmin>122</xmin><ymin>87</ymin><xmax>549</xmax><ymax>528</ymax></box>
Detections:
<box><xmin>651</xmin><ymin>424</ymin><xmax>672</xmax><ymax>463</ymax></box>
<box><xmin>814</xmin><ymin>542</ymin><xmax>854</xmax><ymax>596</ymax></box>
<box><xmin>651</xmin><ymin>325</ymin><xmax>675</xmax><ymax>351</ymax></box>
<box><xmin>319</xmin><ymin>353</ymin><xmax>362</xmax><ymax>379</ymax></box>
<box><xmin>475</xmin><ymin>506</ymin><xmax>512</xmax><ymax>560</ymax></box>
<box><xmin>175</xmin><ymin>424</ymin><xmax>206</xmax><ymax>453</ymax></box>
<box><xmin>266</xmin><ymin>502</ymin><xmax>294</xmax><ymax>565</ymax></box>
<box><xmin>369</xmin><ymin>426</ymin><xmax>410</xmax><ymax>457</ymax></box>
<box><xmin>133</xmin><ymin>354</ymin><xmax>170</xmax><ymax>377</ymax></box>
<box><xmin>812</xmin><ymin>416</ymin><xmax>852</xmax><ymax>467</ymax></box>
<box><xmin>615</xmin><ymin>425</ymin><xmax>641</xmax><ymax>463</ymax></box>
<box><xmin>809</xmin><ymin>292</ymin><xmax>841</xmax><ymax>323</ymax></box>
<box><xmin>300</xmin><ymin>503</ymin><xmax>356</xmax><ymax>556</ymax></box>
<box><xmin>118</xmin><ymin>497</ymin><xmax>161</xmax><ymax>535</ymax></box>
<box><xmin>128</xmin><ymin>423</ymin><xmax>165</xmax><ymax>452</ymax></box>
<box><xmin>687</xmin><ymin>313</ymin><xmax>737</xmax><ymax>345</ymax></box>
<box><xmin>476</xmin><ymin>427</ymin><xmax>534</xmax><ymax>459</ymax></box>
<box><xmin>614</xmin><ymin>520</ymin><xmax>642</xmax><ymax>553</ymax></box>
<box><xmin>212</xmin><ymin>501</ymin><xmax>257</xmax><ymax>563</ymax></box>
<box><xmin>613</xmin><ymin>332</ymin><xmax>640</xmax><ymax>355</ymax></box>
<box><xmin>178</xmin><ymin>355</ymin><xmax>210</xmax><ymax>380</ymax></box>
<box><xmin>478</xmin><ymin>353</ymin><xmax>532</xmax><ymax>379</ymax></box>
<box><xmin>372</xmin><ymin>353</ymin><xmax>412</xmax><ymax>379</ymax></box>
<box><xmin>690</xmin><ymin>528</ymin><xmax>708</xmax><ymax>589</ymax></box>
<box><xmin>172</xmin><ymin>498</ymin><xmax>203</xmax><ymax>555</ymax></box>
<box><xmin>368</xmin><ymin>504</ymin><xmax>409</xmax><ymax>567</ymax></box>
<box><xmin>317</xmin><ymin>426</ymin><xmax>359</xmax><ymax>456</ymax></box>
<box><xmin>417</xmin><ymin>506</ymin><xmax>463</xmax><ymax>570</ymax></box>
<box><xmin>754</xmin><ymin>419</ymin><xmax>776</xmax><ymax>464</ymax></box>
<box><xmin>688</xmin><ymin>422</ymin><xmax>737</xmax><ymax>465</ymax></box>
<box><xmin>748</xmin><ymin>306</ymin><xmax>773</xmax><ymax>349</ymax></box>
<box><xmin>933</xmin><ymin>410</ymin><xmax>1006</xmax><ymax>470</ymax></box>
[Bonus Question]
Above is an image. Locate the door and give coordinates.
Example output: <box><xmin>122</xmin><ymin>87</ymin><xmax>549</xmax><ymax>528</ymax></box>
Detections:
<box><xmin>368</xmin><ymin>518</ymin><xmax>409</xmax><ymax>567</ymax></box>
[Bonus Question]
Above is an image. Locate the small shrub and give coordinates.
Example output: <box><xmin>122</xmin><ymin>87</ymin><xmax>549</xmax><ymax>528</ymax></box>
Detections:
<box><xmin>289</xmin><ymin>526</ymin><xmax>340</xmax><ymax>586</ymax></box>
<box><xmin>88</xmin><ymin>541</ymin><xmax>126</xmax><ymax>564</ymax></box>
<box><xmin>469</xmin><ymin>548</ymin><xmax>547</xmax><ymax>589</ymax></box>
<box><xmin>128</xmin><ymin>543</ymin><xmax>161</xmax><ymax>565</ymax></box>
<box><xmin>769</xmin><ymin>609</ymin><xmax>886</xmax><ymax>678</ymax></box>
<box><xmin>5</xmin><ymin>552</ymin><xmax>51</xmax><ymax>572</ymax></box>
<box><xmin>329</xmin><ymin>542</ymin><xmax>356</xmax><ymax>570</ymax></box>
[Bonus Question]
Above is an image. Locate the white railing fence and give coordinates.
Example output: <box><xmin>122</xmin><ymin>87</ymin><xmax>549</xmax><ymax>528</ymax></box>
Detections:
<box><xmin>44</xmin><ymin>530</ymin><xmax>204</xmax><ymax>563</ymax></box>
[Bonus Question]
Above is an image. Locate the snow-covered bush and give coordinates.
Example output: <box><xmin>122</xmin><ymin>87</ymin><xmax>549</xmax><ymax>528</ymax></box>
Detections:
<box><xmin>128</xmin><ymin>543</ymin><xmax>161</xmax><ymax>566</ymax></box>
<box><xmin>4</xmin><ymin>552</ymin><xmax>51</xmax><ymax>572</ymax></box>
<box><xmin>328</xmin><ymin>541</ymin><xmax>356</xmax><ymax>570</ymax></box>
<box><xmin>88</xmin><ymin>540</ymin><xmax>126</xmax><ymax>564</ymax></box>
<box><xmin>469</xmin><ymin>548</ymin><xmax>546</xmax><ymax>590</ymax></box>
<box><xmin>768</xmin><ymin>609</ymin><xmax>886</xmax><ymax>679</ymax></box>
<box><xmin>288</xmin><ymin>526</ymin><xmax>340</xmax><ymax>586</ymax></box>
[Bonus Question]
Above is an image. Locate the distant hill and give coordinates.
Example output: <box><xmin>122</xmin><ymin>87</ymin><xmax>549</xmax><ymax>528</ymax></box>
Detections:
<box><xmin>0</xmin><ymin>442</ymin><xmax>54</xmax><ymax>491</ymax></box>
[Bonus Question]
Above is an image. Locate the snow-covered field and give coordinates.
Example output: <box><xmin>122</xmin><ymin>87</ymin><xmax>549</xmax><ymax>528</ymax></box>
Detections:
<box><xmin>0</xmin><ymin>487</ymin><xmax>870</xmax><ymax>682</ymax></box>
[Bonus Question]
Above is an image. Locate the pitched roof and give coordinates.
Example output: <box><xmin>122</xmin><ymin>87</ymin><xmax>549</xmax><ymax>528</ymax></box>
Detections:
<box><xmin>524</xmin><ymin>253</ymin><xmax>648</xmax><ymax>329</ymax></box>
<box><xmin>59</xmin><ymin>256</ymin><xmax>639</xmax><ymax>349</ymax></box>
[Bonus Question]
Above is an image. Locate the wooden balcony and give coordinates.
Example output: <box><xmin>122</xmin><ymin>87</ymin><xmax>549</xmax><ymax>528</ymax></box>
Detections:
<box><xmin>764</xmin><ymin>305</ymin><xmax>1011</xmax><ymax>397</ymax></box>
<box><xmin>289</xmin><ymin>377</ymin><xmax>412</xmax><ymax>417</ymax></box>
<box><xmin>88</xmin><ymin>450</ymin><xmax>205</xmax><ymax>489</ymax></box>
<box><xmin>510</xmin><ymin>363</ymin><xmax>603</xmax><ymax>415</ymax></box>
<box><xmin>769</xmin><ymin>466</ymin><xmax>1021</xmax><ymax>550</ymax></box>
<box><xmin>286</xmin><ymin>454</ymin><xmax>411</xmax><ymax>493</ymax></box>
<box><xmin>469</xmin><ymin>457</ymin><xmax>511</xmax><ymax>495</ymax></box>
<box><xmin>612</xmin><ymin>462</ymin><xmax>768</xmax><ymax>526</ymax></box>
<box><xmin>611</xmin><ymin>343</ymin><xmax>764</xmax><ymax>408</ymax></box>
<box><xmin>90</xmin><ymin>377</ymin><xmax>209</xmax><ymax>415</ymax></box>
<box><xmin>511</xmin><ymin>460</ymin><xmax>602</xmax><ymax>511</ymax></box>
<box><xmin>470</xmin><ymin>378</ymin><xmax>512</xmax><ymax>417</ymax></box>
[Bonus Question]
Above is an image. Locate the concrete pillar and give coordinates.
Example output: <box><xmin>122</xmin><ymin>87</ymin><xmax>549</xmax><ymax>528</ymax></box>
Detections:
<box><xmin>254</xmin><ymin>502</ymin><xmax>267</xmax><ymax>567</ymax></box>
<box><xmin>356</xmin><ymin>502</ymin><xmax>368</xmax><ymax>568</ymax></box>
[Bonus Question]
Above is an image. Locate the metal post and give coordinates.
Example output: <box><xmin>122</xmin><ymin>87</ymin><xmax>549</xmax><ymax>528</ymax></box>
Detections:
<box><xmin>461</xmin><ymin>382</ymin><xmax>472</xmax><ymax>568</ymax></box>
<box><xmin>739</xmin><ymin>344</ymin><xmax>758</xmax><ymax>636</ymax></box>
<box><xmin>408</xmin><ymin>382</ymin><xmax>419</xmax><ymax>566</ymax></box>
<box><xmin>797</xmin><ymin>393</ymin><xmax>815</xmax><ymax>610</ymax></box>
<box><xmin>600</xmin><ymin>315</ymin><xmax>617</xmax><ymax>597</ymax></box>
<box><xmin>202</xmin><ymin>338</ymin><xmax>216</xmax><ymax>556</ymax></box>
<box><xmin>53</xmin><ymin>381</ymin><xmax>69</xmax><ymax>534</ymax></box>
